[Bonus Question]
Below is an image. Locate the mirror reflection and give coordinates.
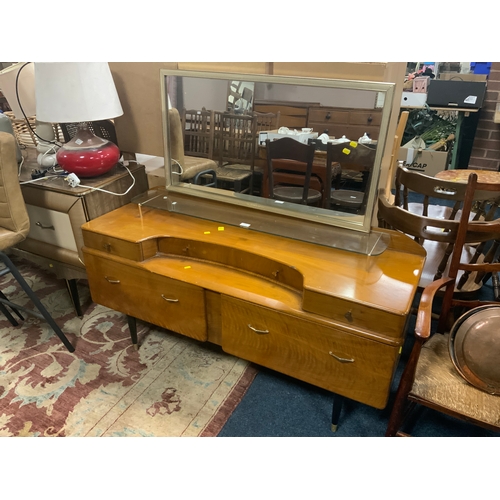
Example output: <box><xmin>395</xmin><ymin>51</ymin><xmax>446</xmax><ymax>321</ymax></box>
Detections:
<box><xmin>162</xmin><ymin>71</ymin><xmax>394</xmax><ymax>234</ymax></box>
<box><xmin>227</xmin><ymin>80</ymin><xmax>254</xmax><ymax>113</ymax></box>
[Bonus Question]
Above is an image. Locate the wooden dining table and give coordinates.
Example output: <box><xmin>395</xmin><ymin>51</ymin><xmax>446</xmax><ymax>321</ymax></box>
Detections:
<box><xmin>435</xmin><ymin>169</ymin><xmax>500</xmax><ymax>185</ymax></box>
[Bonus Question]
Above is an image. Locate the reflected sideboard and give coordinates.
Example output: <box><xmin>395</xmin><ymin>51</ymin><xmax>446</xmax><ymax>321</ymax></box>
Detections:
<box><xmin>81</xmin><ymin>202</ymin><xmax>425</xmax><ymax>409</ymax></box>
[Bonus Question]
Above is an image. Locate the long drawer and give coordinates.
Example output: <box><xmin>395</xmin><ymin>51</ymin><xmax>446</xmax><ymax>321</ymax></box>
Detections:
<box><xmin>221</xmin><ymin>296</ymin><xmax>400</xmax><ymax>408</ymax></box>
<box><xmin>84</xmin><ymin>252</ymin><xmax>207</xmax><ymax>341</ymax></box>
<box><xmin>308</xmin><ymin>107</ymin><xmax>382</xmax><ymax>140</ymax></box>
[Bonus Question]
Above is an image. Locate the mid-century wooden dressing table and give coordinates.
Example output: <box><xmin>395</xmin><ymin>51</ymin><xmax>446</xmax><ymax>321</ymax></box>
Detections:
<box><xmin>81</xmin><ymin>65</ymin><xmax>425</xmax><ymax>428</ymax></box>
<box><xmin>82</xmin><ymin>193</ymin><xmax>425</xmax><ymax>414</ymax></box>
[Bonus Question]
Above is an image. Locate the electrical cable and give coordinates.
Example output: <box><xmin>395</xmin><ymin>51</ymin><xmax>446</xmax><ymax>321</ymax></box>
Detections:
<box><xmin>15</xmin><ymin>62</ymin><xmax>62</xmax><ymax>147</ymax></box>
<box><xmin>68</xmin><ymin>163</ymin><xmax>136</xmax><ymax>196</ymax></box>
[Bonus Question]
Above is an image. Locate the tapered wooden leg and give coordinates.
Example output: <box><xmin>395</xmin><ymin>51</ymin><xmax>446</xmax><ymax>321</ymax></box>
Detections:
<box><xmin>127</xmin><ymin>315</ymin><xmax>138</xmax><ymax>349</ymax></box>
<box><xmin>331</xmin><ymin>394</ymin><xmax>344</xmax><ymax>432</ymax></box>
<box><xmin>65</xmin><ymin>279</ymin><xmax>83</xmax><ymax>317</ymax></box>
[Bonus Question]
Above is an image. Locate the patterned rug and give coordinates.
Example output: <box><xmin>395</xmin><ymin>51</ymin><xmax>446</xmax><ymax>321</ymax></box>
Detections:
<box><xmin>0</xmin><ymin>257</ymin><xmax>257</xmax><ymax>437</ymax></box>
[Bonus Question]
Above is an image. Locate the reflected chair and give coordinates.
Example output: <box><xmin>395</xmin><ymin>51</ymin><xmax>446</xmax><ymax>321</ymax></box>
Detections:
<box><xmin>326</xmin><ymin>141</ymin><xmax>377</xmax><ymax>214</ymax></box>
<box><xmin>214</xmin><ymin>112</ymin><xmax>257</xmax><ymax>194</ymax></box>
<box><xmin>253</xmin><ymin>111</ymin><xmax>280</xmax><ymax>134</ymax></box>
<box><xmin>386</xmin><ymin>172</ymin><xmax>500</xmax><ymax>436</ymax></box>
<box><xmin>265</xmin><ymin>137</ymin><xmax>321</xmax><ymax>205</ymax></box>
<box><xmin>169</xmin><ymin>108</ymin><xmax>217</xmax><ymax>186</ymax></box>
<box><xmin>0</xmin><ymin>132</ymin><xmax>74</xmax><ymax>352</ymax></box>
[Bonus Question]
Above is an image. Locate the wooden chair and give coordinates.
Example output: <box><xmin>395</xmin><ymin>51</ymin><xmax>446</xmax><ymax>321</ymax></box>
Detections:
<box><xmin>386</xmin><ymin>172</ymin><xmax>500</xmax><ymax>436</ymax></box>
<box><xmin>265</xmin><ymin>137</ymin><xmax>321</xmax><ymax>205</ymax></box>
<box><xmin>253</xmin><ymin>111</ymin><xmax>280</xmax><ymax>134</ymax></box>
<box><xmin>214</xmin><ymin>112</ymin><xmax>257</xmax><ymax>194</ymax></box>
<box><xmin>181</xmin><ymin>108</ymin><xmax>215</xmax><ymax>159</ymax></box>
<box><xmin>385</xmin><ymin>165</ymin><xmax>499</xmax><ymax>292</ymax></box>
<box><xmin>326</xmin><ymin>141</ymin><xmax>377</xmax><ymax>214</ymax></box>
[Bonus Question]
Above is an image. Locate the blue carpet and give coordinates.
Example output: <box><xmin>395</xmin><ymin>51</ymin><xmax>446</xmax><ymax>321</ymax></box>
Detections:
<box><xmin>219</xmin><ymin>285</ymin><xmax>499</xmax><ymax>437</ymax></box>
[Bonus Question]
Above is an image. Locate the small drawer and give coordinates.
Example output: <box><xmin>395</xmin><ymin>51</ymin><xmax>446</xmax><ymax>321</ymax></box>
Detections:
<box><xmin>349</xmin><ymin>111</ymin><xmax>382</xmax><ymax>126</ymax></box>
<box><xmin>302</xmin><ymin>289</ymin><xmax>405</xmax><ymax>340</ymax></box>
<box><xmin>84</xmin><ymin>253</ymin><xmax>207</xmax><ymax>341</ymax></box>
<box><xmin>308</xmin><ymin>108</ymin><xmax>349</xmax><ymax>123</ymax></box>
<box><xmin>82</xmin><ymin>231</ymin><xmax>158</xmax><ymax>261</ymax></box>
<box><xmin>221</xmin><ymin>296</ymin><xmax>399</xmax><ymax>408</ymax></box>
<box><xmin>26</xmin><ymin>205</ymin><xmax>78</xmax><ymax>252</ymax></box>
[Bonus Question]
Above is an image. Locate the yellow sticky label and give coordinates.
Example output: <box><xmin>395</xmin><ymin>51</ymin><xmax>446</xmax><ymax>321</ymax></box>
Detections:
<box><xmin>184</xmin><ymin>266</ymin><xmax>191</xmax><ymax>270</ymax></box>
<box><xmin>204</xmin><ymin>231</ymin><xmax>211</xmax><ymax>235</ymax></box>
<box><xmin>350</xmin><ymin>141</ymin><xmax>358</xmax><ymax>148</ymax></box>
<box><xmin>218</xmin><ymin>227</ymin><xmax>224</xmax><ymax>231</ymax></box>
<box><xmin>342</xmin><ymin>148</ymin><xmax>351</xmax><ymax>155</ymax></box>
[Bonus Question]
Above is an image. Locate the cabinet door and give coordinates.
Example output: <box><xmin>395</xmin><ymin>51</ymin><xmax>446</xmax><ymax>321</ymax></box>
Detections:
<box><xmin>84</xmin><ymin>253</ymin><xmax>207</xmax><ymax>341</ymax></box>
<box><xmin>221</xmin><ymin>296</ymin><xmax>399</xmax><ymax>408</ymax></box>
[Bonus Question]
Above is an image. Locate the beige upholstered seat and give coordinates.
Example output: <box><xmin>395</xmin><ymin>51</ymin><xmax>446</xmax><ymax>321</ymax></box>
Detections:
<box><xmin>412</xmin><ymin>333</ymin><xmax>500</xmax><ymax>427</ymax></box>
<box><xmin>0</xmin><ymin>132</ymin><xmax>74</xmax><ymax>352</ymax></box>
<box><xmin>169</xmin><ymin>108</ymin><xmax>218</xmax><ymax>183</ymax></box>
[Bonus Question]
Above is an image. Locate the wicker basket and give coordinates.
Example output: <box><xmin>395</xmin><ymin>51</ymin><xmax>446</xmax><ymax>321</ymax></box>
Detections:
<box><xmin>3</xmin><ymin>111</ymin><xmax>64</xmax><ymax>148</ymax></box>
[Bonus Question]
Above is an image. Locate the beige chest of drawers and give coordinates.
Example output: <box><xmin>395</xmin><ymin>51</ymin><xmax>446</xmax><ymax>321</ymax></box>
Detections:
<box><xmin>14</xmin><ymin>161</ymin><xmax>149</xmax><ymax>313</ymax></box>
<box><xmin>81</xmin><ymin>203</ymin><xmax>425</xmax><ymax>411</ymax></box>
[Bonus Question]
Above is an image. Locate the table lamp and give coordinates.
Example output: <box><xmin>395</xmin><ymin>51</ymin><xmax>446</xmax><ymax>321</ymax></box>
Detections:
<box><xmin>0</xmin><ymin>62</ymin><xmax>58</xmax><ymax>167</ymax></box>
<box><xmin>35</xmin><ymin>62</ymin><xmax>124</xmax><ymax>177</ymax></box>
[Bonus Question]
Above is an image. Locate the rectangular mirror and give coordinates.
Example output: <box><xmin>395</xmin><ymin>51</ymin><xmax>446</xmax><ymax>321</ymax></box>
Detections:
<box><xmin>157</xmin><ymin>69</ymin><xmax>395</xmax><ymax>251</ymax></box>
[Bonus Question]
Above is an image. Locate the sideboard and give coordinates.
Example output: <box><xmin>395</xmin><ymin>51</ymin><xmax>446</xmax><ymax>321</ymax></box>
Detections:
<box><xmin>81</xmin><ymin>200</ymin><xmax>425</xmax><ymax>414</ymax></box>
<box><xmin>254</xmin><ymin>100</ymin><xmax>383</xmax><ymax>140</ymax></box>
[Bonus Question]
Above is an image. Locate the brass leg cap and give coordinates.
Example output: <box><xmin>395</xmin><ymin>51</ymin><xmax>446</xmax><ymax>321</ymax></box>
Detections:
<box><xmin>331</xmin><ymin>424</ymin><xmax>338</xmax><ymax>432</ymax></box>
<box><xmin>134</xmin><ymin>344</ymin><xmax>139</xmax><ymax>351</ymax></box>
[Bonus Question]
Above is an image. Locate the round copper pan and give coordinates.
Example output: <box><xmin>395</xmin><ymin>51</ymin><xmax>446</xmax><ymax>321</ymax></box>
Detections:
<box><xmin>449</xmin><ymin>304</ymin><xmax>500</xmax><ymax>395</ymax></box>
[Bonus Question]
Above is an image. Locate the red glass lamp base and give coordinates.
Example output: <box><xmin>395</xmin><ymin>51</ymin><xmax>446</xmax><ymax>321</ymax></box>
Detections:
<box><xmin>56</xmin><ymin>124</ymin><xmax>120</xmax><ymax>178</ymax></box>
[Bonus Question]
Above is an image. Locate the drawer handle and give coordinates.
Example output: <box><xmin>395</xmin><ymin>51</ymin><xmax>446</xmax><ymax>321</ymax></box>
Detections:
<box><xmin>329</xmin><ymin>351</ymin><xmax>355</xmax><ymax>363</ymax></box>
<box><xmin>344</xmin><ymin>310</ymin><xmax>353</xmax><ymax>322</ymax></box>
<box><xmin>35</xmin><ymin>221</ymin><xmax>54</xmax><ymax>230</ymax></box>
<box><xmin>247</xmin><ymin>324</ymin><xmax>269</xmax><ymax>335</ymax></box>
<box><xmin>161</xmin><ymin>294</ymin><xmax>179</xmax><ymax>303</ymax></box>
<box><xmin>105</xmin><ymin>276</ymin><xmax>120</xmax><ymax>284</ymax></box>
<box><xmin>325</xmin><ymin>112</ymin><xmax>331</xmax><ymax>120</ymax></box>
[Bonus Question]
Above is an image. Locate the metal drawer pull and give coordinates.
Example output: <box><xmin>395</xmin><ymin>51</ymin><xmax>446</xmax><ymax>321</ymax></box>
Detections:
<box><xmin>247</xmin><ymin>324</ymin><xmax>269</xmax><ymax>335</ymax></box>
<box><xmin>161</xmin><ymin>294</ymin><xmax>179</xmax><ymax>303</ymax></box>
<box><xmin>105</xmin><ymin>276</ymin><xmax>120</xmax><ymax>284</ymax></box>
<box><xmin>329</xmin><ymin>351</ymin><xmax>355</xmax><ymax>363</ymax></box>
<box><xmin>35</xmin><ymin>221</ymin><xmax>55</xmax><ymax>230</ymax></box>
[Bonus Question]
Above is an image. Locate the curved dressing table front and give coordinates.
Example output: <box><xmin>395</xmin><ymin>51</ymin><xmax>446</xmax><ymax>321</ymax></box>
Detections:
<box><xmin>82</xmin><ymin>199</ymin><xmax>425</xmax><ymax>420</ymax></box>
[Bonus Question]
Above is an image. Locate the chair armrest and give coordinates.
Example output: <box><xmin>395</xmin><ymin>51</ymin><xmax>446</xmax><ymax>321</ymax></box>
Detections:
<box><xmin>415</xmin><ymin>276</ymin><xmax>454</xmax><ymax>340</ymax></box>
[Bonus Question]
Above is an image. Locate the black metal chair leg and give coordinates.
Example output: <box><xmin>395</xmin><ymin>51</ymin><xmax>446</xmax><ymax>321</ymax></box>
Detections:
<box><xmin>65</xmin><ymin>279</ymin><xmax>83</xmax><ymax>317</ymax></box>
<box><xmin>0</xmin><ymin>252</ymin><xmax>75</xmax><ymax>352</ymax></box>
<box><xmin>0</xmin><ymin>290</ymin><xmax>24</xmax><ymax>320</ymax></box>
<box><xmin>0</xmin><ymin>300</ymin><xmax>20</xmax><ymax>326</ymax></box>
<box><xmin>127</xmin><ymin>315</ymin><xmax>138</xmax><ymax>349</ymax></box>
<box><xmin>331</xmin><ymin>394</ymin><xmax>344</xmax><ymax>432</ymax></box>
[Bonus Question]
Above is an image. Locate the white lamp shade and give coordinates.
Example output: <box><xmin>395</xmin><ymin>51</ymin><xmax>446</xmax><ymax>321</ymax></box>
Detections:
<box><xmin>0</xmin><ymin>62</ymin><xmax>36</xmax><ymax>118</ymax></box>
<box><xmin>35</xmin><ymin>62</ymin><xmax>123</xmax><ymax>123</ymax></box>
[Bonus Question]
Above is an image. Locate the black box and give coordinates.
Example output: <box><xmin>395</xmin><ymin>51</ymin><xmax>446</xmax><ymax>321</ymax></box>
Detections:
<box><xmin>426</xmin><ymin>80</ymin><xmax>487</xmax><ymax>109</ymax></box>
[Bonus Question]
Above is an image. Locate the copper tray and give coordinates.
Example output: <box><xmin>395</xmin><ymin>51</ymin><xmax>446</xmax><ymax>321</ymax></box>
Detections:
<box><xmin>449</xmin><ymin>305</ymin><xmax>500</xmax><ymax>395</ymax></box>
